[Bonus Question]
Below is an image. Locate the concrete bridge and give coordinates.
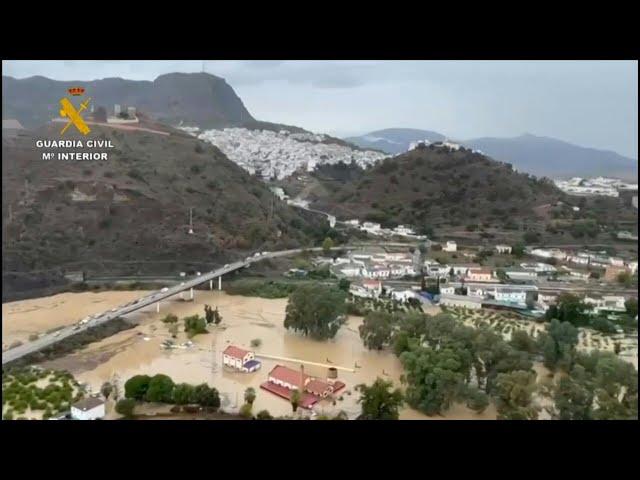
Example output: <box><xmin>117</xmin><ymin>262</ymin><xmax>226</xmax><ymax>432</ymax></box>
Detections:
<box><xmin>2</xmin><ymin>246</ymin><xmax>353</xmax><ymax>366</ymax></box>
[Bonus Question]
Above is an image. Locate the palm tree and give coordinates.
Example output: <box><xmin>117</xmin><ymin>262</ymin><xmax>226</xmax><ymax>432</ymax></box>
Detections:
<box><xmin>244</xmin><ymin>387</ymin><xmax>256</xmax><ymax>405</ymax></box>
<box><xmin>290</xmin><ymin>389</ymin><xmax>301</xmax><ymax>412</ymax></box>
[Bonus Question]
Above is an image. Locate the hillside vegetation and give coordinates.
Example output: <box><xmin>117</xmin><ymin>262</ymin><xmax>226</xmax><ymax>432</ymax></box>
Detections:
<box><xmin>306</xmin><ymin>144</ymin><xmax>637</xmax><ymax>244</ymax></box>
<box><xmin>2</xmin><ymin>121</ymin><xmax>328</xmax><ymax>298</ymax></box>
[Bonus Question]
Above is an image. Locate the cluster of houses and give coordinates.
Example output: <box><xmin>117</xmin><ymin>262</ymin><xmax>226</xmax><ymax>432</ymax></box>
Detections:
<box><xmin>196</xmin><ymin>128</ymin><xmax>385</xmax><ymax>180</ymax></box>
<box><xmin>333</xmin><ymin>251</ymin><xmax>421</xmax><ymax>279</ymax></box>
<box><xmin>554</xmin><ymin>177</ymin><xmax>638</xmax><ymax>198</ymax></box>
<box><xmin>344</xmin><ymin>220</ymin><xmax>427</xmax><ymax>240</ymax></box>
<box><xmin>529</xmin><ymin>247</ymin><xmax>637</xmax><ymax>281</ymax></box>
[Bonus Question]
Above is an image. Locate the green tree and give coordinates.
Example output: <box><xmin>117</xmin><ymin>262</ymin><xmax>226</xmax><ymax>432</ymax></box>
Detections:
<box><xmin>194</xmin><ymin>383</ymin><xmax>220</xmax><ymax>409</ymax></box>
<box><xmin>551</xmin><ymin>369</ymin><xmax>594</xmax><ymax>420</ymax></box>
<box><xmin>100</xmin><ymin>382</ymin><xmax>113</xmax><ymax>400</ymax></box>
<box><xmin>115</xmin><ymin>398</ymin><xmax>136</xmax><ymax>418</ymax></box>
<box><xmin>539</xmin><ymin>319</ymin><xmax>579</xmax><ymax>371</ymax></box>
<box><xmin>359</xmin><ymin>311</ymin><xmax>394</xmax><ymax>350</ymax></box>
<box><xmin>625</xmin><ymin>297</ymin><xmax>638</xmax><ymax>318</ymax></box>
<box><xmin>161</xmin><ymin>313</ymin><xmax>178</xmax><ymax>324</ymax></box>
<box><xmin>183</xmin><ymin>314</ymin><xmax>208</xmax><ymax>338</ymax></box>
<box><xmin>494</xmin><ymin>370</ymin><xmax>539</xmax><ymax>420</ymax></box>
<box><xmin>356</xmin><ymin>377</ymin><xmax>404</xmax><ymax>420</ymax></box>
<box><xmin>510</xmin><ymin>330</ymin><xmax>538</xmax><ymax>354</ymax></box>
<box><xmin>545</xmin><ymin>293</ymin><xmax>591</xmax><ymax>327</ymax></box>
<box><xmin>172</xmin><ymin>383</ymin><xmax>197</xmax><ymax>405</ymax></box>
<box><xmin>124</xmin><ymin>375</ymin><xmax>151</xmax><ymax>400</ymax></box>
<box><xmin>145</xmin><ymin>374</ymin><xmax>175</xmax><ymax>403</ymax></box>
<box><xmin>239</xmin><ymin>403</ymin><xmax>253</xmax><ymax>419</ymax></box>
<box><xmin>244</xmin><ymin>387</ymin><xmax>256</xmax><ymax>405</ymax></box>
<box><xmin>256</xmin><ymin>409</ymin><xmax>273</xmax><ymax>420</ymax></box>
<box><xmin>284</xmin><ymin>284</ymin><xmax>347</xmax><ymax>340</ymax></box>
<box><xmin>400</xmin><ymin>345</ymin><xmax>468</xmax><ymax>416</ymax></box>
<box><xmin>322</xmin><ymin>237</ymin><xmax>334</xmax><ymax>254</ymax></box>
<box><xmin>511</xmin><ymin>243</ymin><xmax>525</xmax><ymax>257</ymax></box>
<box><xmin>617</xmin><ymin>271</ymin><xmax>632</xmax><ymax>287</ymax></box>
<box><xmin>204</xmin><ymin>305</ymin><xmax>214</xmax><ymax>324</ymax></box>
<box><xmin>290</xmin><ymin>389</ymin><xmax>301</xmax><ymax>412</ymax></box>
<box><xmin>338</xmin><ymin>278</ymin><xmax>351</xmax><ymax>292</ymax></box>
<box><xmin>464</xmin><ymin>387</ymin><xmax>490</xmax><ymax>413</ymax></box>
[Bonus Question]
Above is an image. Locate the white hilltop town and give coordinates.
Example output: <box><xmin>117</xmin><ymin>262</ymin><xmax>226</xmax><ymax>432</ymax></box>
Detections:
<box><xmin>187</xmin><ymin>127</ymin><xmax>387</xmax><ymax>180</ymax></box>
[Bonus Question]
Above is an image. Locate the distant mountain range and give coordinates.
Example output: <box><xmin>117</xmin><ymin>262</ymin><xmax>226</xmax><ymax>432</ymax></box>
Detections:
<box><xmin>345</xmin><ymin>128</ymin><xmax>445</xmax><ymax>155</ymax></box>
<box><xmin>2</xmin><ymin>73</ymin><xmax>255</xmax><ymax>130</ymax></box>
<box><xmin>346</xmin><ymin>128</ymin><xmax>638</xmax><ymax>181</ymax></box>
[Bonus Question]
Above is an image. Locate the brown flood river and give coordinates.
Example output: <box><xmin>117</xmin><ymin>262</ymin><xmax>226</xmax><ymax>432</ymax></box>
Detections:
<box><xmin>3</xmin><ymin>290</ymin><xmax>502</xmax><ymax>419</ymax></box>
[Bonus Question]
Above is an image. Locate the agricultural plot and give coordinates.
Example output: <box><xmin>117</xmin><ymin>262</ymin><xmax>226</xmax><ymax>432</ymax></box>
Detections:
<box><xmin>2</xmin><ymin>366</ymin><xmax>84</xmax><ymax>420</ymax></box>
<box><xmin>442</xmin><ymin>306</ymin><xmax>638</xmax><ymax>360</ymax></box>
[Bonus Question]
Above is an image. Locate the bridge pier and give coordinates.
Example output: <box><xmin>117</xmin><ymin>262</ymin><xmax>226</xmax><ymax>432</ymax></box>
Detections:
<box><xmin>190</xmin><ymin>288</ymin><xmax>194</xmax><ymax>300</ymax></box>
<box><xmin>209</xmin><ymin>279</ymin><xmax>213</xmax><ymax>290</ymax></box>
<box><xmin>156</xmin><ymin>302</ymin><xmax>160</xmax><ymax>313</ymax></box>
<box><xmin>218</xmin><ymin>276</ymin><xmax>222</xmax><ymax>291</ymax></box>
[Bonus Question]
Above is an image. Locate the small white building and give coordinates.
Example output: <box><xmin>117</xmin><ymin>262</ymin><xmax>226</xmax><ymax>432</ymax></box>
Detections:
<box><xmin>340</xmin><ymin>264</ymin><xmax>363</xmax><ymax>277</ymax></box>
<box><xmin>505</xmin><ymin>269</ymin><xmax>538</xmax><ymax>281</ymax></box>
<box><xmin>495</xmin><ymin>245</ymin><xmax>512</xmax><ymax>254</ymax></box>
<box><xmin>361</xmin><ymin>222</ymin><xmax>381</xmax><ymax>232</ymax></box>
<box><xmin>71</xmin><ymin>397</ymin><xmax>105</xmax><ymax>420</ymax></box>
<box><xmin>467</xmin><ymin>267</ymin><xmax>494</xmax><ymax>282</ymax></box>
<box><xmin>393</xmin><ymin>225</ymin><xmax>416</xmax><ymax>236</ymax></box>
<box><xmin>443</xmin><ymin>241</ymin><xmax>457</xmax><ymax>252</ymax></box>
<box><xmin>222</xmin><ymin>345</ymin><xmax>261</xmax><ymax>373</ymax></box>
<box><xmin>584</xmin><ymin>295</ymin><xmax>627</xmax><ymax>314</ymax></box>
<box><xmin>451</xmin><ymin>264</ymin><xmax>479</xmax><ymax>276</ymax></box>
<box><xmin>493</xmin><ymin>288</ymin><xmax>527</xmax><ymax>305</ymax></box>
<box><xmin>530</xmin><ymin>248</ymin><xmax>567</xmax><ymax>261</ymax></box>
<box><xmin>609</xmin><ymin>257</ymin><xmax>625</xmax><ymax>267</ymax></box>
<box><xmin>520</xmin><ymin>262</ymin><xmax>557</xmax><ymax>273</ymax></box>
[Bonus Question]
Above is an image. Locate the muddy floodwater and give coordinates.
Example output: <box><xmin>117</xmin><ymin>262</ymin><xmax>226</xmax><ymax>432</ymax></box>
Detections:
<box><xmin>3</xmin><ymin>290</ymin><xmax>504</xmax><ymax>419</ymax></box>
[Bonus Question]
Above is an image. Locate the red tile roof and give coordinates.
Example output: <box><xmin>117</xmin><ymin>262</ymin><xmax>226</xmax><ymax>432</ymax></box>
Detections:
<box><xmin>305</xmin><ymin>379</ymin><xmax>333</xmax><ymax>395</ymax></box>
<box><xmin>269</xmin><ymin>365</ymin><xmax>308</xmax><ymax>387</ymax></box>
<box><xmin>223</xmin><ymin>345</ymin><xmax>250</xmax><ymax>360</ymax></box>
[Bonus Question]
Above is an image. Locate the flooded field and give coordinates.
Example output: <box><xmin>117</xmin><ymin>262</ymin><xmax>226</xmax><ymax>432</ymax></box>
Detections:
<box><xmin>3</xmin><ymin>290</ymin><xmax>497</xmax><ymax>420</ymax></box>
<box><xmin>2</xmin><ymin>291</ymin><xmax>150</xmax><ymax>349</ymax></box>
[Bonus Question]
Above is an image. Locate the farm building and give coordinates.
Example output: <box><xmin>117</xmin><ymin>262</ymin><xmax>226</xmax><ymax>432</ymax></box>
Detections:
<box><xmin>222</xmin><ymin>345</ymin><xmax>262</xmax><ymax>373</ymax></box>
<box><xmin>71</xmin><ymin>397</ymin><xmax>105</xmax><ymax>420</ymax></box>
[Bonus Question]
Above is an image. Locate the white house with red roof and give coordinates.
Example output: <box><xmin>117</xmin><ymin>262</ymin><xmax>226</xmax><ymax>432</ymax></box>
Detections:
<box><xmin>467</xmin><ymin>267</ymin><xmax>494</xmax><ymax>282</ymax></box>
<box><xmin>222</xmin><ymin>345</ymin><xmax>262</xmax><ymax>373</ymax></box>
<box><xmin>267</xmin><ymin>365</ymin><xmax>336</xmax><ymax>398</ymax></box>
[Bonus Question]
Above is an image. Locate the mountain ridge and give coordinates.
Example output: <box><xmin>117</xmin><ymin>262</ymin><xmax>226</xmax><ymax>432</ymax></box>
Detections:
<box><xmin>346</xmin><ymin>128</ymin><xmax>637</xmax><ymax>180</ymax></box>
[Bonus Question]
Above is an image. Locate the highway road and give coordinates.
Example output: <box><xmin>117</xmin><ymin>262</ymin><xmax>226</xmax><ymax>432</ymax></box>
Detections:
<box><xmin>1</xmin><ymin>246</ymin><xmax>352</xmax><ymax>366</ymax></box>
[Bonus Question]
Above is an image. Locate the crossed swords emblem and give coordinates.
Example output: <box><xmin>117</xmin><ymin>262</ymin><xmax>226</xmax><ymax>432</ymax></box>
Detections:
<box><xmin>59</xmin><ymin>97</ymin><xmax>92</xmax><ymax>135</ymax></box>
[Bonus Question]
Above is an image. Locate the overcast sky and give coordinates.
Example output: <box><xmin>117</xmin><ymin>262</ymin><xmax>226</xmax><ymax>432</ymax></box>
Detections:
<box><xmin>3</xmin><ymin>60</ymin><xmax>638</xmax><ymax>158</ymax></box>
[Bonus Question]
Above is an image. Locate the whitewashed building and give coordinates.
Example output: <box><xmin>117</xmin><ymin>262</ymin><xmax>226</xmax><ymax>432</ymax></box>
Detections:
<box><xmin>443</xmin><ymin>241</ymin><xmax>457</xmax><ymax>252</ymax></box>
<box><xmin>495</xmin><ymin>245</ymin><xmax>512</xmax><ymax>254</ymax></box>
<box><xmin>222</xmin><ymin>345</ymin><xmax>262</xmax><ymax>373</ymax></box>
<box><xmin>71</xmin><ymin>397</ymin><xmax>105</xmax><ymax>420</ymax></box>
<box><xmin>467</xmin><ymin>268</ymin><xmax>494</xmax><ymax>282</ymax></box>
